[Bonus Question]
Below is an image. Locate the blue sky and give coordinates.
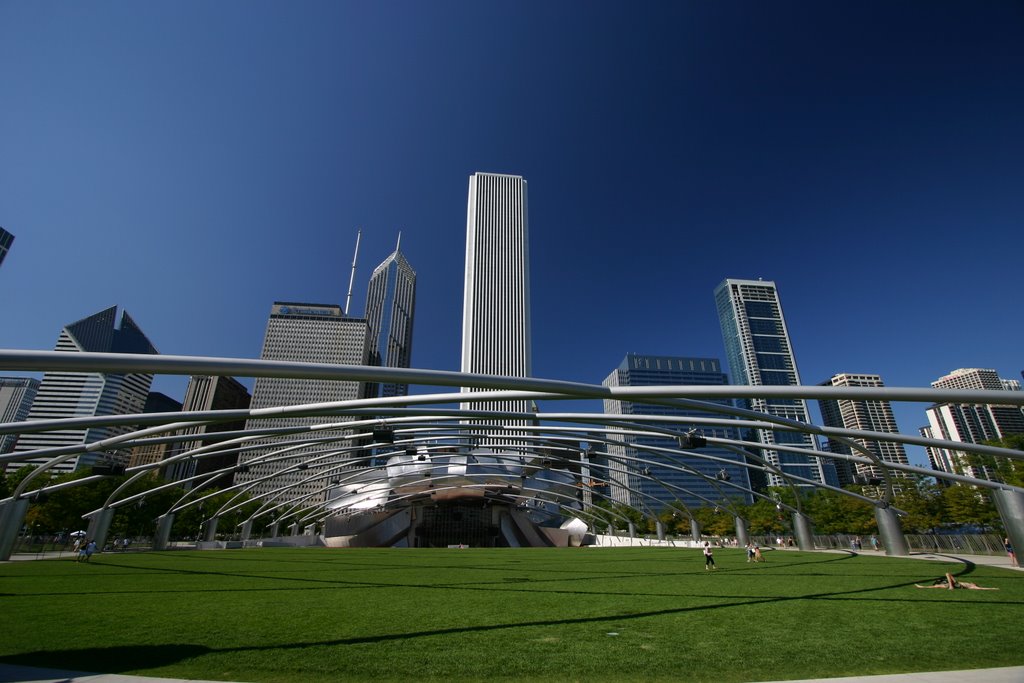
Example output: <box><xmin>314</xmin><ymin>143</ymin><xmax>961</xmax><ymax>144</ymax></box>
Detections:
<box><xmin>2</xmin><ymin>2</ymin><xmax>1022</xmax><ymax>468</ymax></box>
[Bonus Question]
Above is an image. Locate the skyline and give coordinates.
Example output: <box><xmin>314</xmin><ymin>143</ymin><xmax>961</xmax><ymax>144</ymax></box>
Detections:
<box><xmin>2</xmin><ymin>3</ymin><xmax>1023</xmax><ymax>471</ymax></box>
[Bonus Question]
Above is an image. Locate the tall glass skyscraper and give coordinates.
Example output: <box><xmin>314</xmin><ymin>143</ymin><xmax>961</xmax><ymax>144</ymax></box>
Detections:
<box><xmin>0</xmin><ymin>228</ymin><xmax>13</xmax><ymax>268</ymax></box>
<box><xmin>234</xmin><ymin>302</ymin><xmax>370</xmax><ymax>504</ymax></box>
<box><xmin>365</xmin><ymin>236</ymin><xmax>416</xmax><ymax>398</ymax></box>
<box><xmin>460</xmin><ymin>172</ymin><xmax>531</xmax><ymax>418</ymax></box>
<box><xmin>9</xmin><ymin>306</ymin><xmax>158</xmax><ymax>474</ymax></box>
<box><xmin>602</xmin><ymin>353</ymin><xmax>752</xmax><ymax>509</ymax></box>
<box><xmin>714</xmin><ymin>278</ymin><xmax>831</xmax><ymax>488</ymax></box>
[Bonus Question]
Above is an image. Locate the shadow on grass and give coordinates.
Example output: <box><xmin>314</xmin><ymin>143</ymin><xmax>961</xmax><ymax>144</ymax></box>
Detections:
<box><xmin>0</xmin><ymin>643</ymin><xmax>212</xmax><ymax>675</ymax></box>
<box><xmin>4</xmin><ymin>573</ymin><xmax>1018</xmax><ymax>679</ymax></box>
<box><xmin>13</xmin><ymin>550</ymin><xmax>991</xmax><ymax>605</ymax></box>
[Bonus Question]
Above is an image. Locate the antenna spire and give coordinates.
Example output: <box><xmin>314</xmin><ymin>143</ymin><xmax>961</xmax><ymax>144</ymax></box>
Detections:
<box><xmin>345</xmin><ymin>228</ymin><xmax>361</xmax><ymax>316</ymax></box>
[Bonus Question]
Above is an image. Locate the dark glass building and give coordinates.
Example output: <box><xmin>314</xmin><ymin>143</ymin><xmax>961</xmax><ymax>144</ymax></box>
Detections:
<box><xmin>602</xmin><ymin>353</ymin><xmax>753</xmax><ymax>509</ymax></box>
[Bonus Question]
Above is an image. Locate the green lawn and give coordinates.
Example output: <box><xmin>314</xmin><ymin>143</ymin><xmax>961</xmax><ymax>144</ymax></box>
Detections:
<box><xmin>0</xmin><ymin>547</ymin><xmax>1021</xmax><ymax>682</ymax></box>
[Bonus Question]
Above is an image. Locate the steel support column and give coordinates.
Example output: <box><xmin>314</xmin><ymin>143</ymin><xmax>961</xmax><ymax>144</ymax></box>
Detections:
<box><xmin>734</xmin><ymin>517</ymin><xmax>750</xmax><ymax>548</ymax></box>
<box><xmin>627</xmin><ymin>521</ymin><xmax>635</xmax><ymax>538</ymax></box>
<box><xmin>992</xmin><ymin>488</ymin><xmax>1024</xmax><ymax>567</ymax></box>
<box><xmin>240</xmin><ymin>520</ymin><xmax>253</xmax><ymax>541</ymax></box>
<box><xmin>874</xmin><ymin>504</ymin><xmax>909</xmax><ymax>556</ymax></box>
<box><xmin>153</xmin><ymin>513</ymin><xmax>174</xmax><ymax>551</ymax></box>
<box><xmin>204</xmin><ymin>516</ymin><xmax>219</xmax><ymax>542</ymax></box>
<box><xmin>792</xmin><ymin>511</ymin><xmax>814</xmax><ymax>550</ymax></box>
<box><xmin>656</xmin><ymin>520</ymin><xmax>665</xmax><ymax>541</ymax></box>
<box><xmin>690</xmin><ymin>518</ymin><xmax>701</xmax><ymax>543</ymax></box>
<box><xmin>0</xmin><ymin>498</ymin><xmax>30</xmax><ymax>561</ymax></box>
<box><xmin>88</xmin><ymin>507</ymin><xmax>115</xmax><ymax>552</ymax></box>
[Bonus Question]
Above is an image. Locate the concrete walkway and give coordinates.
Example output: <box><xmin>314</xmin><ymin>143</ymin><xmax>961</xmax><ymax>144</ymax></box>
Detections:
<box><xmin>2</xmin><ymin>662</ymin><xmax>1023</xmax><ymax>683</ymax></box>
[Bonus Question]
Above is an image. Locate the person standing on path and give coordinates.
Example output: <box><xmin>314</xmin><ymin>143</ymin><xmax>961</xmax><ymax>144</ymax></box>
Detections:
<box><xmin>703</xmin><ymin>542</ymin><xmax>716</xmax><ymax>570</ymax></box>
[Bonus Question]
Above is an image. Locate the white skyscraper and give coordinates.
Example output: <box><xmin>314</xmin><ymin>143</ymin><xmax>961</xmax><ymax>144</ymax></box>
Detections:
<box><xmin>234</xmin><ymin>303</ymin><xmax>370</xmax><ymax>504</ymax></box>
<box><xmin>714</xmin><ymin>278</ymin><xmax>831</xmax><ymax>488</ymax></box>
<box><xmin>461</xmin><ymin>172</ymin><xmax>531</xmax><ymax>418</ymax></box>
<box><xmin>818</xmin><ymin>373</ymin><xmax>910</xmax><ymax>489</ymax></box>
<box><xmin>923</xmin><ymin>368</ymin><xmax>1024</xmax><ymax>481</ymax></box>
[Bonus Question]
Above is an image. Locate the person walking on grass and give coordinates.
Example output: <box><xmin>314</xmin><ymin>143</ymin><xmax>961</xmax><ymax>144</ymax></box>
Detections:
<box><xmin>703</xmin><ymin>541</ymin><xmax>716</xmax><ymax>570</ymax></box>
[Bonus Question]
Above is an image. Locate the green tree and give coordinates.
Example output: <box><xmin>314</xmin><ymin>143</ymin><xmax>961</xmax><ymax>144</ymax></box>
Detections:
<box><xmin>22</xmin><ymin>470</ymin><xmax>120</xmax><ymax>536</ymax></box>
<box><xmin>893</xmin><ymin>478</ymin><xmax>943</xmax><ymax>533</ymax></box>
<box><xmin>832</xmin><ymin>489</ymin><xmax>876</xmax><ymax>535</ymax></box>
<box><xmin>745</xmin><ymin>497</ymin><xmax>786</xmax><ymax>535</ymax></box>
<box><xmin>803</xmin><ymin>489</ymin><xmax>847</xmax><ymax>533</ymax></box>
<box><xmin>968</xmin><ymin>435</ymin><xmax>1024</xmax><ymax>487</ymax></box>
<box><xmin>692</xmin><ymin>505</ymin><xmax>734</xmax><ymax>536</ymax></box>
<box><xmin>940</xmin><ymin>484</ymin><xmax>998</xmax><ymax>529</ymax></box>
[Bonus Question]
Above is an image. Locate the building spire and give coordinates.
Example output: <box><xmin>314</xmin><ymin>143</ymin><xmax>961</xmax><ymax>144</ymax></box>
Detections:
<box><xmin>395</xmin><ymin>231</ymin><xmax>402</xmax><ymax>252</ymax></box>
<box><xmin>345</xmin><ymin>228</ymin><xmax>361</xmax><ymax>316</ymax></box>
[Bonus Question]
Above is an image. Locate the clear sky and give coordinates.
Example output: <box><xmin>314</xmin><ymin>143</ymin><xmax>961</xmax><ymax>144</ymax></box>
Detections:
<box><xmin>2</xmin><ymin>2</ymin><xmax>1022</xmax><ymax>468</ymax></box>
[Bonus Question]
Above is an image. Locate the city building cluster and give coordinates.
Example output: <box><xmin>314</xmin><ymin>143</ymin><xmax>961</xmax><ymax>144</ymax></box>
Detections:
<box><xmin>1</xmin><ymin>172</ymin><xmax>1022</xmax><ymax>520</ymax></box>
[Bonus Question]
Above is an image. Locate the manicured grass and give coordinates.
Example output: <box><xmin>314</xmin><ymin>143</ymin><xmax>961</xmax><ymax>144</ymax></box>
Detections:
<box><xmin>0</xmin><ymin>547</ymin><xmax>1021</xmax><ymax>682</ymax></box>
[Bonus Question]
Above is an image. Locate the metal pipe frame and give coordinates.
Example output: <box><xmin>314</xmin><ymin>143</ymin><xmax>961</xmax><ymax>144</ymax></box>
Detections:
<box><xmin>2</xmin><ymin>349</ymin><xmax>1023</xmax><ymax>551</ymax></box>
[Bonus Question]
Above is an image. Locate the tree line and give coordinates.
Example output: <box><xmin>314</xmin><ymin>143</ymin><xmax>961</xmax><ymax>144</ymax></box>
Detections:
<box><xmin>589</xmin><ymin>435</ymin><xmax>1024</xmax><ymax>537</ymax></box>
<box><xmin>0</xmin><ymin>465</ymin><xmax>267</xmax><ymax>542</ymax></box>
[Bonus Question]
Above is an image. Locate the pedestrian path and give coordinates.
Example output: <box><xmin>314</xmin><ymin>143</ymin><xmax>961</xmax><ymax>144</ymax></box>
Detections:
<box><xmin>805</xmin><ymin>547</ymin><xmax>1022</xmax><ymax>570</ymax></box>
<box><xmin>0</xmin><ymin>664</ymin><xmax>228</xmax><ymax>683</ymax></box>
<box><xmin>2</xmin><ymin>662</ymin><xmax>1023</xmax><ymax>683</ymax></box>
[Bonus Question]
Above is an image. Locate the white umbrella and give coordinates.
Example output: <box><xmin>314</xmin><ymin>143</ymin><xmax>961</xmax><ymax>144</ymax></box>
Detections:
<box><xmin>69</xmin><ymin>530</ymin><xmax>87</xmax><ymax>537</ymax></box>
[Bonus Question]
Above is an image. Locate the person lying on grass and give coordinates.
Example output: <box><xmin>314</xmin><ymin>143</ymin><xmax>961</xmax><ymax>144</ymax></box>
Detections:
<box><xmin>915</xmin><ymin>572</ymin><xmax>998</xmax><ymax>590</ymax></box>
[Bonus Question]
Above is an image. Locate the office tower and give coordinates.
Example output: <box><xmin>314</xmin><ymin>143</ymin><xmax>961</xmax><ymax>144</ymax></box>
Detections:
<box><xmin>923</xmin><ymin>368</ymin><xmax>1024</xmax><ymax>481</ymax></box>
<box><xmin>9</xmin><ymin>306</ymin><xmax>158</xmax><ymax>475</ymax></box>
<box><xmin>818</xmin><ymin>373</ymin><xmax>910</xmax><ymax>490</ymax></box>
<box><xmin>0</xmin><ymin>377</ymin><xmax>39</xmax><ymax>455</ymax></box>
<box><xmin>932</xmin><ymin>368</ymin><xmax>1012</xmax><ymax>392</ymax></box>
<box><xmin>461</xmin><ymin>172</ymin><xmax>531</xmax><ymax>419</ymax></box>
<box><xmin>128</xmin><ymin>392</ymin><xmax>183</xmax><ymax>474</ymax></box>
<box><xmin>164</xmin><ymin>375</ymin><xmax>251</xmax><ymax>487</ymax></box>
<box><xmin>365</xmin><ymin>236</ymin><xmax>416</xmax><ymax>398</ymax></box>
<box><xmin>714</xmin><ymin>278</ymin><xmax>831</xmax><ymax>488</ymax></box>
<box><xmin>603</xmin><ymin>354</ymin><xmax>752</xmax><ymax>509</ymax></box>
<box><xmin>0</xmin><ymin>228</ymin><xmax>13</xmax><ymax>268</ymax></box>
<box><xmin>234</xmin><ymin>303</ymin><xmax>370</xmax><ymax>504</ymax></box>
